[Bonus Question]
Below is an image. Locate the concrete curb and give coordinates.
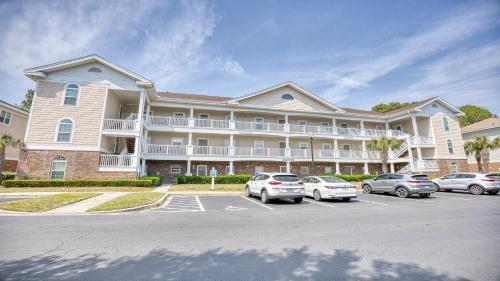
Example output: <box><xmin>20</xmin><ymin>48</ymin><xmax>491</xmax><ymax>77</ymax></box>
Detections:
<box><xmin>167</xmin><ymin>191</ymin><xmax>244</xmax><ymax>196</ymax></box>
<box><xmin>88</xmin><ymin>193</ymin><xmax>169</xmax><ymax>213</ymax></box>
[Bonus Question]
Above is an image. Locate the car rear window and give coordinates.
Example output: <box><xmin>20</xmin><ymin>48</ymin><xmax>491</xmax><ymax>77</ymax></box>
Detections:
<box><xmin>320</xmin><ymin>177</ymin><xmax>346</xmax><ymax>183</ymax></box>
<box><xmin>273</xmin><ymin>175</ymin><xmax>300</xmax><ymax>182</ymax></box>
<box><xmin>411</xmin><ymin>175</ymin><xmax>429</xmax><ymax>180</ymax></box>
<box><xmin>486</xmin><ymin>174</ymin><xmax>500</xmax><ymax>179</ymax></box>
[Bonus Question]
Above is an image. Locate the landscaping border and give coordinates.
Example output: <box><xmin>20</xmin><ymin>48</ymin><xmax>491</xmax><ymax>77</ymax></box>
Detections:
<box><xmin>89</xmin><ymin>193</ymin><xmax>169</xmax><ymax>213</ymax></box>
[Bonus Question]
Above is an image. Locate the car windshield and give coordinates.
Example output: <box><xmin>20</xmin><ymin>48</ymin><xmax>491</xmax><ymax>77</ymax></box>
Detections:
<box><xmin>411</xmin><ymin>175</ymin><xmax>430</xmax><ymax>180</ymax></box>
<box><xmin>273</xmin><ymin>175</ymin><xmax>300</xmax><ymax>182</ymax></box>
<box><xmin>320</xmin><ymin>177</ymin><xmax>346</xmax><ymax>183</ymax></box>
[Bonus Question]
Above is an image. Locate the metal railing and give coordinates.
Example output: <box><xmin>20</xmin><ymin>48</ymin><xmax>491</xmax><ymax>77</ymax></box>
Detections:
<box><xmin>147</xmin><ymin>116</ymin><xmax>190</xmax><ymax>127</ymax></box>
<box><xmin>194</xmin><ymin>119</ymin><xmax>230</xmax><ymax>129</ymax></box>
<box><xmin>102</xmin><ymin>119</ymin><xmax>137</xmax><ymax>131</ymax></box>
<box><xmin>99</xmin><ymin>154</ymin><xmax>135</xmax><ymax>167</ymax></box>
<box><xmin>193</xmin><ymin>146</ymin><xmax>230</xmax><ymax>156</ymax></box>
<box><xmin>234</xmin><ymin>147</ymin><xmax>285</xmax><ymax>157</ymax></box>
<box><xmin>145</xmin><ymin>144</ymin><xmax>187</xmax><ymax>155</ymax></box>
<box><xmin>410</xmin><ymin>136</ymin><xmax>434</xmax><ymax>146</ymax></box>
<box><xmin>234</xmin><ymin>121</ymin><xmax>285</xmax><ymax>132</ymax></box>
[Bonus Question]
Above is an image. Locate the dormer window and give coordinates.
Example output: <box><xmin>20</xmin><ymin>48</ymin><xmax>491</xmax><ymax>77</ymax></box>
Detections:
<box><xmin>281</xmin><ymin>93</ymin><xmax>294</xmax><ymax>100</ymax></box>
<box><xmin>432</xmin><ymin>103</ymin><xmax>438</xmax><ymax>108</ymax></box>
<box><xmin>88</xmin><ymin>67</ymin><xmax>102</xmax><ymax>73</ymax></box>
<box><xmin>63</xmin><ymin>84</ymin><xmax>79</xmax><ymax>106</ymax></box>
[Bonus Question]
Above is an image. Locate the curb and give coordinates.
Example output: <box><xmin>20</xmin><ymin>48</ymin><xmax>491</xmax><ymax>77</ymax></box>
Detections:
<box><xmin>167</xmin><ymin>191</ymin><xmax>244</xmax><ymax>196</ymax></box>
<box><xmin>89</xmin><ymin>193</ymin><xmax>169</xmax><ymax>213</ymax></box>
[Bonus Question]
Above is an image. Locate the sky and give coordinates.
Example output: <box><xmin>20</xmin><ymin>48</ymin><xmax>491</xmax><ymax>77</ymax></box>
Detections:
<box><xmin>0</xmin><ymin>0</ymin><xmax>499</xmax><ymax>113</ymax></box>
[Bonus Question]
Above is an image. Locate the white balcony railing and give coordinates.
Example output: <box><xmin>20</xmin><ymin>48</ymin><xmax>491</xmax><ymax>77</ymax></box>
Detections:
<box><xmin>234</xmin><ymin>147</ymin><xmax>285</xmax><ymax>157</ymax></box>
<box><xmin>99</xmin><ymin>154</ymin><xmax>135</xmax><ymax>167</ymax></box>
<box><xmin>194</xmin><ymin>119</ymin><xmax>230</xmax><ymax>129</ymax></box>
<box><xmin>418</xmin><ymin>160</ymin><xmax>439</xmax><ymax>170</ymax></box>
<box><xmin>147</xmin><ymin>116</ymin><xmax>190</xmax><ymax>127</ymax></box>
<box><xmin>234</xmin><ymin>121</ymin><xmax>285</xmax><ymax>132</ymax></box>
<box><xmin>145</xmin><ymin>144</ymin><xmax>187</xmax><ymax>155</ymax></box>
<box><xmin>102</xmin><ymin>119</ymin><xmax>137</xmax><ymax>131</ymax></box>
<box><xmin>410</xmin><ymin>136</ymin><xmax>434</xmax><ymax>146</ymax></box>
<box><xmin>193</xmin><ymin>146</ymin><xmax>230</xmax><ymax>156</ymax></box>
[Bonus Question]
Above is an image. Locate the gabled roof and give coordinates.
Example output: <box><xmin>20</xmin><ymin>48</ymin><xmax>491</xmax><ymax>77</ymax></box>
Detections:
<box><xmin>158</xmin><ymin>92</ymin><xmax>232</xmax><ymax>102</ymax></box>
<box><xmin>461</xmin><ymin>118</ymin><xmax>500</xmax><ymax>134</ymax></box>
<box><xmin>229</xmin><ymin>81</ymin><xmax>345</xmax><ymax>113</ymax></box>
<box><xmin>0</xmin><ymin>100</ymin><xmax>29</xmax><ymax>116</ymax></box>
<box><xmin>24</xmin><ymin>54</ymin><xmax>153</xmax><ymax>86</ymax></box>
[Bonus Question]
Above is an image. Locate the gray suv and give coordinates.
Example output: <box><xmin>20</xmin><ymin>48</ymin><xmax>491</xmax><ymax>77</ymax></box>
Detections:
<box><xmin>362</xmin><ymin>173</ymin><xmax>435</xmax><ymax>198</ymax></box>
<box><xmin>432</xmin><ymin>173</ymin><xmax>500</xmax><ymax>195</ymax></box>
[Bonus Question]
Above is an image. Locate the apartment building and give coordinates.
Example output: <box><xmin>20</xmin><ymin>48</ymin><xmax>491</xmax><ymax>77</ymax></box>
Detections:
<box><xmin>462</xmin><ymin>118</ymin><xmax>500</xmax><ymax>173</ymax></box>
<box><xmin>17</xmin><ymin>55</ymin><xmax>467</xmax><ymax>182</ymax></box>
<box><xmin>0</xmin><ymin>100</ymin><xmax>29</xmax><ymax>172</ymax></box>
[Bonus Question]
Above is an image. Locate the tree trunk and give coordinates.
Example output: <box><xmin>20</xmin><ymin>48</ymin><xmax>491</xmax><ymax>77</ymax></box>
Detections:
<box><xmin>0</xmin><ymin>148</ymin><xmax>5</xmax><ymax>181</ymax></box>
<box><xmin>481</xmin><ymin>150</ymin><xmax>490</xmax><ymax>173</ymax></box>
<box><xmin>475</xmin><ymin>151</ymin><xmax>483</xmax><ymax>173</ymax></box>
<box><xmin>381</xmin><ymin>152</ymin><xmax>388</xmax><ymax>173</ymax></box>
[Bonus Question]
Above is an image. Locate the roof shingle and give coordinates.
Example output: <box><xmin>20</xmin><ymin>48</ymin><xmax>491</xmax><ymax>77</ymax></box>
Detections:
<box><xmin>157</xmin><ymin>92</ymin><xmax>232</xmax><ymax>102</ymax></box>
<box><xmin>461</xmin><ymin>118</ymin><xmax>500</xmax><ymax>134</ymax></box>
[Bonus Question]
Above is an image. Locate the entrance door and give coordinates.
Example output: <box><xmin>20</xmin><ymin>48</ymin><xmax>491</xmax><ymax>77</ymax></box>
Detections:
<box><xmin>196</xmin><ymin>165</ymin><xmax>208</xmax><ymax>176</ymax></box>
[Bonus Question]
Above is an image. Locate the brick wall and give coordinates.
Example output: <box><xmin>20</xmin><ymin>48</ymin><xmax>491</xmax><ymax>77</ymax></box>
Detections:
<box><xmin>16</xmin><ymin>149</ymin><xmax>136</xmax><ymax>179</ymax></box>
<box><xmin>467</xmin><ymin>162</ymin><xmax>500</xmax><ymax>173</ymax></box>
<box><xmin>3</xmin><ymin>160</ymin><xmax>18</xmax><ymax>172</ymax></box>
<box><xmin>422</xmin><ymin>159</ymin><xmax>469</xmax><ymax>177</ymax></box>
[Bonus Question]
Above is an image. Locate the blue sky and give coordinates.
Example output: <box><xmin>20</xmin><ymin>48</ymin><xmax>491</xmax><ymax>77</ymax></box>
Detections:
<box><xmin>0</xmin><ymin>0</ymin><xmax>499</xmax><ymax>113</ymax></box>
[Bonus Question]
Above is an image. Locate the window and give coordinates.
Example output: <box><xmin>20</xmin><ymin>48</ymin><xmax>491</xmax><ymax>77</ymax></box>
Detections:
<box><xmin>457</xmin><ymin>174</ymin><xmax>476</xmax><ymax>179</ymax></box>
<box><xmin>300</xmin><ymin>166</ymin><xmax>309</xmax><ymax>174</ymax></box>
<box><xmin>170</xmin><ymin>164</ymin><xmax>181</xmax><ymax>174</ymax></box>
<box><xmin>388</xmin><ymin>174</ymin><xmax>404</xmax><ymax>179</ymax></box>
<box><xmin>278</xmin><ymin>119</ymin><xmax>286</xmax><ymax>124</ymax></box>
<box><xmin>343</xmin><ymin>166</ymin><xmax>354</xmax><ymax>175</ymax></box>
<box><xmin>171</xmin><ymin>138</ymin><xmax>183</xmax><ymax>146</ymax></box>
<box><xmin>280</xmin><ymin>166</ymin><xmax>287</xmax><ymax>173</ymax></box>
<box><xmin>63</xmin><ymin>84</ymin><xmax>79</xmax><ymax>105</ymax></box>
<box><xmin>173</xmin><ymin>112</ymin><xmax>185</xmax><ymax>118</ymax></box>
<box><xmin>342</xmin><ymin>144</ymin><xmax>351</xmax><ymax>151</ymax></box>
<box><xmin>322</xmin><ymin>143</ymin><xmax>332</xmax><ymax>150</ymax></box>
<box><xmin>196</xmin><ymin>165</ymin><xmax>207</xmax><ymax>176</ymax></box>
<box><xmin>340</xmin><ymin>123</ymin><xmax>348</xmax><ymax>128</ymax></box>
<box><xmin>450</xmin><ymin>162</ymin><xmax>458</xmax><ymax>173</ymax></box>
<box><xmin>50</xmin><ymin>156</ymin><xmax>66</xmax><ymax>180</ymax></box>
<box><xmin>324</xmin><ymin>167</ymin><xmax>333</xmax><ymax>174</ymax></box>
<box><xmin>376</xmin><ymin>126</ymin><xmax>384</xmax><ymax>130</ymax></box>
<box><xmin>321</xmin><ymin>122</ymin><xmax>330</xmax><ymax>127</ymax></box>
<box><xmin>225</xmin><ymin>166</ymin><xmax>231</xmax><ymax>175</ymax></box>
<box><xmin>255</xmin><ymin>166</ymin><xmax>264</xmax><ymax>174</ymax></box>
<box><xmin>298</xmin><ymin>120</ymin><xmax>307</xmax><ymax>126</ymax></box>
<box><xmin>281</xmin><ymin>93</ymin><xmax>294</xmax><ymax>100</ymax></box>
<box><xmin>442</xmin><ymin>117</ymin><xmax>449</xmax><ymax>131</ymax></box>
<box><xmin>0</xmin><ymin>110</ymin><xmax>11</xmax><ymax>124</ymax></box>
<box><xmin>199</xmin><ymin>114</ymin><xmax>209</xmax><ymax>119</ymax></box>
<box><xmin>254</xmin><ymin>141</ymin><xmax>265</xmax><ymax>155</ymax></box>
<box><xmin>197</xmin><ymin>139</ymin><xmax>209</xmax><ymax>146</ymax></box>
<box><xmin>88</xmin><ymin>67</ymin><xmax>102</xmax><ymax>73</ymax></box>
<box><xmin>299</xmin><ymin>143</ymin><xmax>308</xmax><ymax>149</ymax></box>
<box><xmin>432</xmin><ymin>103</ymin><xmax>439</xmax><ymax>108</ymax></box>
<box><xmin>255</xmin><ymin>117</ymin><xmax>265</xmax><ymax>130</ymax></box>
<box><xmin>447</xmin><ymin>139</ymin><xmax>454</xmax><ymax>154</ymax></box>
<box><xmin>56</xmin><ymin>118</ymin><xmax>73</xmax><ymax>142</ymax></box>
<box><xmin>225</xmin><ymin>115</ymin><xmax>232</xmax><ymax>122</ymax></box>
<box><xmin>279</xmin><ymin>141</ymin><xmax>286</xmax><ymax>149</ymax></box>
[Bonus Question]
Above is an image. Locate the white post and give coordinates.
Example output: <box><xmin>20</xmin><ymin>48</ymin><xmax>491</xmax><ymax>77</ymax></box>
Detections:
<box><xmin>230</xmin><ymin>110</ymin><xmax>235</xmax><ymax>129</ymax></box>
<box><xmin>284</xmin><ymin>114</ymin><xmax>289</xmax><ymax>132</ymax></box>
<box><xmin>134</xmin><ymin>91</ymin><xmax>146</xmax><ymax>176</ymax></box>
<box><xmin>411</xmin><ymin>115</ymin><xmax>419</xmax><ymax>136</ymax></box>
<box><xmin>229</xmin><ymin>161</ymin><xmax>234</xmax><ymax>175</ymax></box>
<box><xmin>229</xmin><ymin>134</ymin><xmax>235</xmax><ymax>156</ymax></box>
<box><xmin>360</xmin><ymin>120</ymin><xmax>365</xmax><ymax>136</ymax></box>
<box><xmin>364</xmin><ymin>162</ymin><xmax>369</xmax><ymax>175</ymax></box>
<box><xmin>286</xmin><ymin>161</ymin><xmax>291</xmax><ymax>173</ymax></box>
<box><xmin>186</xmin><ymin>160</ymin><xmax>192</xmax><ymax>176</ymax></box>
<box><xmin>141</xmin><ymin>159</ymin><xmax>146</xmax><ymax>176</ymax></box>
<box><xmin>189</xmin><ymin>108</ymin><xmax>195</xmax><ymax>127</ymax></box>
<box><xmin>390</xmin><ymin>163</ymin><xmax>395</xmax><ymax>173</ymax></box>
<box><xmin>335</xmin><ymin>162</ymin><xmax>340</xmax><ymax>174</ymax></box>
<box><xmin>332</xmin><ymin>118</ymin><xmax>336</xmax><ymax>127</ymax></box>
<box><xmin>385</xmin><ymin>122</ymin><xmax>391</xmax><ymax>137</ymax></box>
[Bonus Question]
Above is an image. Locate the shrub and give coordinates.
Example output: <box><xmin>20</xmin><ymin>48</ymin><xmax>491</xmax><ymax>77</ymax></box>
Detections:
<box><xmin>176</xmin><ymin>174</ymin><xmax>252</xmax><ymax>184</ymax></box>
<box><xmin>2</xmin><ymin>179</ymin><xmax>152</xmax><ymax>188</ymax></box>
<box><xmin>319</xmin><ymin>174</ymin><xmax>376</xmax><ymax>182</ymax></box>
<box><xmin>140</xmin><ymin>176</ymin><xmax>162</xmax><ymax>186</ymax></box>
<box><xmin>1</xmin><ymin>172</ymin><xmax>15</xmax><ymax>185</ymax></box>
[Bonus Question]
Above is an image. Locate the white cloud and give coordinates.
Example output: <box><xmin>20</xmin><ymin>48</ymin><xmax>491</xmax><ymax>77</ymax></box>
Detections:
<box><xmin>317</xmin><ymin>1</ymin><xmax>499</xmax><ymax>102</ymax></box>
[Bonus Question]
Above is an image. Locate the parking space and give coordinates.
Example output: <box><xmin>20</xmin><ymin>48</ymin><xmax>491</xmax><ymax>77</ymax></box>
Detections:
<box><xmin>151</xmin><ymin>191</ymin><xmax>499</xmax><ymax>215</ymax></box>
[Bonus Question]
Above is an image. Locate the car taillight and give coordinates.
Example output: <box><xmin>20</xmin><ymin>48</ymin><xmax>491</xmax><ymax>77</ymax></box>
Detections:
<box><xmin>269</xmin><ymin>181</ymin><xmax>282</xmax><ymax>185</ymax></box>
<box><xmin>324</xmin><ymin>186</ymin><xmax>337</xmax><ymax>189</ymax></box>
<box><xmin>481</xmin><ymin>178</ymin><xmax>496</xmax><ymax>182</ymax></box>
<box><xmin>298</xmin><ymin>181</ymin><xmax>304</xmax><ymax>185</ymax></box>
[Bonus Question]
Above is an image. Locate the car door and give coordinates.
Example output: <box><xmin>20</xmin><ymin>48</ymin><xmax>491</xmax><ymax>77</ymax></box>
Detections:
<box><xmin>249</xmin><ymin>175</ymin><xmax>260</xmax><ymax>193</ymax></box>
<box><xmin>371</xmin><ymin>174</ymin><xmax>389</xmax><ymax>192</ymax></box>
<box><xmin>386</xmin><ymin>174</ymin><xmax>404</xmax><ymax>192</ymax></box>
<box><xmin>456</xmin><ymin>174</ymin><xmax>475</xmax><ymax>190</ymax></box>
<box><xmin>302</xmin><ymin>177</ymin><xmax>311</xmax><ymax>195</ymax></box>
<box><xmin>440</xmin><ymin>174</ymin><xmax>457</xmax><ymax>189</ymax></box>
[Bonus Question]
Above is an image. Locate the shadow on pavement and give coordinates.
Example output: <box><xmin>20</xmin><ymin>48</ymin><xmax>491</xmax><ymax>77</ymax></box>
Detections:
<box><xmin>0</xmin><ymin>247</ymin><xmax>471</xmax><ymax>281</ymax></box>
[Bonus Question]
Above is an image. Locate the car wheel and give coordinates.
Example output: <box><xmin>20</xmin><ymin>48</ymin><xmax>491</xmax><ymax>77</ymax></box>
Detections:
<box><xmin>245</xmin><ymin>186</ymin><xmax>252</xmax><ymax>197</ymax></box>
<box><xmin>261</xmin><ymin>190</ymin><xmax>270</xmax><ymax>204</ymax></box>
<box><xmin>294</xmin><ymin>197</ymin><xmax>303</xmax><ymax>204</ymax></box>
<box><xmin>433</xmin><ymin>183</ymin><xmax>440</xmax><ymax>192</ymax></box>
<box><xmin>342</xmin><ymin>198</ymin><xmax>351</xmax><ymax>202</ymax></box>
<box><xmin>487</xmin><ymin>190</ymin><xmax>499</xmax><ymax>195</ymax></box>
<box><xmin>469</xmin><ymin>185</ymin><xmax>485</xmax><ymax>195</ymax></box>
<box><xmin>395</xmin><ymin>187</ymin><xmax>410</xmax><ymax>198</ymax></box>
<box><xmin>419</xmin><ymin>193</ymin><xmax>430</xmax><ymax>198</ymax></box>
<box><xmin>313</xmin><ymin>190</ymin><xmax>322</xmax><ymax>201</ymax></box>
<box><xmin>362</xmin><ymin>184</ymin><xmax>372</xmax><ymax>194</ymax></box>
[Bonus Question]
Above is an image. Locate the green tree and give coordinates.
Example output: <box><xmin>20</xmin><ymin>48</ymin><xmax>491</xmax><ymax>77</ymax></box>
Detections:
<box><xmin>464</xmin><ymin>135</ymin><xmax>500</xmax><ymax>173</ymax></box>
<box><xmin>459</xmin><ymin>105</ymin><xmax>494</xmax><ymax>127</ymax></box>
<box><xmin>371</xmin><ymin>101</ymin><xmax>416</xmax><ymax>113</ymax></box>
<box><xmin>366</xmin><ymin>137</ymin><xmax>403</xmax><ymax>173</ymax></box>
<box><xmin>20</xmin><ymin>89</ymin><xmax>34</xmax><ymax>112</ymax></box>
<box><xmin>0</xmin><ymin>133</ymin><xmax>24</xmax><ymax>180</ymax></box>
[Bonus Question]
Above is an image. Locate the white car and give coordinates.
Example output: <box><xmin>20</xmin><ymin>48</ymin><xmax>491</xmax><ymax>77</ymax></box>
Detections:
<box><xmin>303</xmin><ymin>176</ymin><xmax>357</xmax><ymax>201</ymax></box>
<box><xmin>245</xmin><ymin>173</ymin><xmax>305</xmax><ymax>204</ymax></box>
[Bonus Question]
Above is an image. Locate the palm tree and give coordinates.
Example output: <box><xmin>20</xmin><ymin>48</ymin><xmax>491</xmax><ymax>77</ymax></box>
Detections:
<box><xmin>0</xmin><ymin>132</ymin><xmax>24</xmax><ymax>180</ymax></box>
<box><xmin>464</xmin><ymin>135</ymin><xmax>500</xmax><ymax>173</ymax></box>
<box><xmin>367</xmin><ymin>136</ymin><xmax>403</xmax><ymax>174</ymax></box>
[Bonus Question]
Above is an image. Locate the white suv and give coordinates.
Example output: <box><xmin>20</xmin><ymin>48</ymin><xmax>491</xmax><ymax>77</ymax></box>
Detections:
<box><xmin>245</xmin><ymin>173</ymin><xmax>305</xmax><ymax>204</ymax></box>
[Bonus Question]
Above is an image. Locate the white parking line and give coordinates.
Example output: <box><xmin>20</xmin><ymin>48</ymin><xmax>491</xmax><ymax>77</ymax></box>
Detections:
<box><xmin>240</xmin><ymin>196</ymin><xmax>273</xmax><ymax>210</ymax></box>
<box><xmin>355</xmin><ymin>199</ymin><xmax>389</xmax><ymax>206</ymax></box>
<box><xmin>195</xmin><ymin>196</ymin><xmax>206</xmax><ymax>212</ymax></box>
<box><xmin>433</xmin><ymin>195</ymin><xmax>471</xmax><ymax>201</ymax></box>
<box><xmin>304</xmin><ymin>199</ymin><xmax>336</xmax><ymax>208</ymax></box>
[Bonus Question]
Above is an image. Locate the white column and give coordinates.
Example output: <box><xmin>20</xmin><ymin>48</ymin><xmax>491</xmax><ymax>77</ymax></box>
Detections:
<box><xmin>189</xmin><ymin>108</ymin><xmax>194</xmax><ymax>119</ymax></box>
<box><xmin>284</xmin><ymin>115</ymin><xmax>289</xmax><ymax>132</ymax></box>
<box><xmin>134</xmin><ymin>91</ymin><xmax>146</xmax><ymax>175</ymax></box>
<box><xmin>335</xmin><ymin>162</ymin><xmax>340</xmax><ymax>174</ymax></box>
<box><xmin>286</xmin><ymin>161</ymin><xmax>291</xmax><ymax>173</ymax></box>
<box><xmin>385</xmin><ymin>121</ymin><xmax>391</xmax><ymax>137</ymax></box>
<box><xmin>141</xmin><ymin>159</ymin><xmax>146</xmax><ymax>176</ymax></box>
<box><xmin>229</xmin><ymin>160</ymin><xmax>234</xmax><ymax>175</ymax></box>
<box><xmin>362</xmin><ymin>140</ymin><xmax>367</xmax><ymax>159</ymax></box>
<box><xmin>229</xmin><ymin>110</ymin><xmax>235</xmax><ymax>129</ymax></box>
<box><xmin>186</xmin><ymin>159</ymin><xmax>192</xmax><ymax>176</ymax></box>
<box><xmin>360</xmin><ymin>120</ymin><xmax>365</xmax><ymax>136</ymax></box>
<box><xmin>332</xmin><ymin>118</ymin><xmax>336</xmax><ymax>127</ymax></box>
<box><xmin>229</xmin><ymin>134</ymin><xmax>235</xmax><ymax>156</ymax></box>
<box><xmin>390</xmin><ymin>163</ymin><xmax>395</xmax><ymax>173</ymax></box>
<box><xmin>334</xmin><ymin>139</ymin><xmax>338</xmax><ymax>150</ymax></box>
<box><xmin>187</xmin><ymin>132</ymin><xmax>193</xmax><ymax>155</ymax></box>
<box><xmin>284</xmin><ymin>115</ymin><xmax>289</xmax><ymax>123</ymax></box>
<box><xmin>408</xmin><ymin>148</ymin><xmax>415</xmax><ymax>171</ymax></box>
<box><xmin>364</xmin><ymin>162</ymin><xmax>369</xmax><ymax>175</ymax></box>
<box><xmin>411</xmin><ymin>115</ymin><xmax>419</xmax><ymax>136</ymax></box>
<box><xmin>188</xmin><ymin>132</ymin><xmax>193</xmax><ymax>145</ymax></box>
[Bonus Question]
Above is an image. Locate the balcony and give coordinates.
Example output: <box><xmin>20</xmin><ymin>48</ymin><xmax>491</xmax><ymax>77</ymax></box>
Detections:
<box><xmin>98</xmin><ymin>154</ymin><xmax>136</xmax><ymax>171</ymax></box>
<box><xmin>234</xmin><ymin>147</ymin><xmax>285</xmax><ymax>157</ymax></box>
<box><xmin>193</xmin><ymin>146</ymin><xmax>229</xmax><ymax>156</ymax></box>
<box><xmin>409</xmin><ymin>136</ymin><xmax>434</xmax><ymax>146</ymax></box>
<box><xmin>102</xmin><ymin>118</ymin><xmax>138</xmax><ymax>136</ymax></box>
<box><xmin>235</xmin><ymin>121</ymin><xmax>285</xmax><ymax>133</ymax></box>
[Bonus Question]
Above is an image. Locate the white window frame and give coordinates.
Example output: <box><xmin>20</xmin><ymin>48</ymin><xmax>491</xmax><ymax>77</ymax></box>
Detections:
<box><xmin>224</xmin><ymin>115</ymin><xmax>231</xmax><ymax>122</ymax></box>
<box><xmin>49</xmin><ymin>156</ymin><xmax>67</xmax><ymax>180</ymax></box>
<box><xmin>196</xmin><ymin>165</ymin><xmax>208</xmax><ymax>176</ymax></box>
<box><xmin>197</xmin><ymin>138</ymin><xmax>209</xmax><ymax>146</ymax></box>
<box><xmin>442</xmin><ymin>117</ymin><xmax>449</xmax><ymax>131</ymax></box>
<box><xmin>61</xmin><ymin>83</ymin><xmax>80</xmax><ymax>106</ymax></box>
<box><xmin>298</xmin><ymin>120</ymin><xmax>307</xmax><ymax>126</ymax></box>
<box><xmin>55</xmin><ymin>117</ymin><xmax>75</xmax><ymax>143</ymax></box>
<box><xmin>340</xmin><ymin>123</ymin><xmax>348</xmax><ymax>128</ymax></box>
<box><xmin>279</xmin><ymin>141</ymin><xmax>286</xmax><ymax>149</ymax></box>
<box><xmin>300</xmin><ymin>166</ymin><xmax>309</xmax><ymax>174</ymax></box>
<box><xmin>447</xmin><ymin>139</ymin><xmax>454</xmax><ymax>154</ymax></box>
<box><xmin>320</xmin><ymin>122</ymin><xmax>330</xmax><ymax>127</ymax></box>
<box><xmin>343</xmin><ymin>166</ymin><xmax>354</xmax><ymax>175</ymax></box>
<box><xmin>278</xmin><ymin>119</ymin><xmax>286</xmax><ymax>124</ymax></box>
<box><xmin>225</xmin><ymin>166</ymin><xmax>231</xmax><ymax>174</ymax></box>
<box><xmin>450</xmin><ymin>162</ymin><xmax>458</xmax><ymax>173</ymax></box>
<box><xmin>173</xmin><ymin>112</ymin><xmax>185</xmax><ymax>118</ymax></box>
<box><xmin>198</xmin><ymin>113</ymin><xmax>209</xmax><ymax>119</ymax></box>
<box><xmin>254</xmin><ymin>141</ymin><xmax>265</xmax><ymax>148</ymax></box>
<box><xmin>322</xmin><ymin>143</ymin><xmax>332</xmax><ymax>150</ymax></box>
<box><xmin>394</xmin><ymin>124</ymin><xmax>403</xmax><ymax>131</ymax></box>
<box><xmin>0</xmin><ymin>110</ymin><xmax>12</xmax><ymax>125</ymax></box>
<box><xmin>170</xmin><ymin>164</ymin><xmax>181</xmax><ymax>174</ymax></box>
<box><xmin>171</xmin><ymin>138</ymin><xmax>184</xmax><ymax>146</ymax></box>
<box><xmin>279</xmin><ymin>166</ymin><xmax>287</xmax><ymax>173</ymax></box>
<box><xmin>324</xmin><ymin>166</ymin><xmax>333</xmax><ymax>174</ymax></box>
<box><xmin>255</xmin><ymin>165</ymin><xmax>264</xmax><ymax>174</ymax></box>
<box><xmin>299</xmin><ymin>143</ymin><xmax>308</xmax><ymax>149</ymax></box>
<box><xmin>342</xmin><ymin>144</ymin><xmax>351</xmax><ymax>151</ymax></box>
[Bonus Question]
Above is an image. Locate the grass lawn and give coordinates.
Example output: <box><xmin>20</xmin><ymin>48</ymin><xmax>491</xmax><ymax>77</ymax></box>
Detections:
<box><xmin>169</xmin><ymin>184</ymin><xmax>245</xmax><ymax>192</ymax></box>
<box><xmin>0</xmin><ymin>193</ymin><xmax>99</xmax><ymax>212</ymax></box>
<box><xmin>88</xmin><ymin>192</ymin><xmax>164</xmax><ymax>212</ymax></box>
<box><xmin>0</xmin><ymin>187</ymin><xmax>156</xmax><ymax>193</ymax></box>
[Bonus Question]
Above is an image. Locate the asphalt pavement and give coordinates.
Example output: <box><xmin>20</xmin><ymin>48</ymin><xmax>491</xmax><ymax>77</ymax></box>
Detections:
<box><xmin>1</xmin><ymin>191</ymin><xmax>499</xmax><ymax>281</ymax></box>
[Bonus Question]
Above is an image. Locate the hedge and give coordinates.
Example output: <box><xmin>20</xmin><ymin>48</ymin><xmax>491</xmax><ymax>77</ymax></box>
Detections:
<box><xmin>140</xmin><ymin>176</ymin><xmax>162</xmax><ymax>186</ymax></box>
<box><xmin>319</xmin><ymin>174</ymin><xmax>376</xmax><ymax>182</ymax></box>
<box><xmin>1</xmin><ymin>172</ymin><xmax>15</xmax><ymax>185</ymax></box>
<box><xmin>2</xmin><ymin>179</ymin><xmax>153</xmax><ymax>188</ymax></box>
<box><xmin>176</xmin><ymin>174</ymin><xmax>252</xmax><ymax>184</ymax></box>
